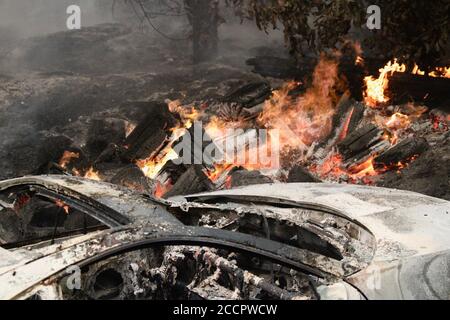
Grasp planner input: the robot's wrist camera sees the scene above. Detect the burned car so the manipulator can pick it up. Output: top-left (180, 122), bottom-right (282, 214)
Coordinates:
top-left (0, 175), bottom-right (449, 300)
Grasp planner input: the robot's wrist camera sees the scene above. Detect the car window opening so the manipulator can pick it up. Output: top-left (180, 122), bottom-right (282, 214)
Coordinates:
top-left (0, 188), bottom-right (108, 249)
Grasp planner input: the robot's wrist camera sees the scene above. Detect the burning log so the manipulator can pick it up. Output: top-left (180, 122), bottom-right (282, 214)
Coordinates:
top-left (319, 92), bottom-right (365, 152)
top-left (217, 82), bottom-right (271, 122)
top-left (387, 73), bottom-right (450, 109)
top-left (373, 137), bottom-right (429, 169)
top-left (158, 160), bottom-right (189, 185)
top-left (337, 124), bottom-right (389, 166)
top-left (163, 165), bottom-right (213, 199)
top-left (93, 143), bottom-right (125, 165)
top-left (122, 102), bottom-right (177, 161)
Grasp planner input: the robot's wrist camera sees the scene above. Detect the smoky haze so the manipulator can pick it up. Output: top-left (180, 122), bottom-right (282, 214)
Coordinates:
top-left (0, 0), bottom-right (284, 54)
top-left (0, 0), bottom-right (114, 37)
top-left (0, 1), bottom-right (286, 79)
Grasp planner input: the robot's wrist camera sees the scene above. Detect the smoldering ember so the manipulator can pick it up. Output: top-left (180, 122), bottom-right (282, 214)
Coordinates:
top-left (0, 1), bottom-right (449, 301)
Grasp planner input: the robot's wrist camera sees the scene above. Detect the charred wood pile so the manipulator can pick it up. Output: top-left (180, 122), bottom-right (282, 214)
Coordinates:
top-left (0, 23), bottom-right (448, 201)
top-left (41, 68), bottom-right (448, 201)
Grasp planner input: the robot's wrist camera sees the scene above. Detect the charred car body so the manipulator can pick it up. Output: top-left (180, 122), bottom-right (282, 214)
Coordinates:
top-left (0, 175), bottom-right (449, 300)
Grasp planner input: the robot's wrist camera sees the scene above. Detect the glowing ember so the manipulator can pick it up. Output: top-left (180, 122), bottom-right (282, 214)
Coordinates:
top-left (153, 179), bottom-right (173, 198)
top-left (224, 175), bottom-right (233, 189)
top-left (205, 164), bottom-right (234, 182)
top-left (84, 167), bottom-right (101, 181)
top-left (431, 114), bottom-right (449, 131)
top-left (309, 153), bottom-right (377, 183)
top-left (59, 151), bottom-right (79, 168)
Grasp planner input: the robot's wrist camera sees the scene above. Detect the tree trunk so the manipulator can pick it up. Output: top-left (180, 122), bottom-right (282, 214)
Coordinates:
top-left (185, 0), bottom-right (220, 64)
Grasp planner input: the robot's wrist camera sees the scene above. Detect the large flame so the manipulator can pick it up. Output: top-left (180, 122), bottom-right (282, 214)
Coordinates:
top-left (201, 57), bottom-right (342, 181)
top-left (258, 57), bottom-right (340, 150)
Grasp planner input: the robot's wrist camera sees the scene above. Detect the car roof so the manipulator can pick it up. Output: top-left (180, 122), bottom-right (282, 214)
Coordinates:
top-left (0, 175), bottom-right (176, 224)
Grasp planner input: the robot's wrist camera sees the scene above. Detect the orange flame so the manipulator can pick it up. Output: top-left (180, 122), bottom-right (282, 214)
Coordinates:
top-left (364, 59), bottom-right (406, 107)
top-left (84, 167), bottom-right (101, 181)
top-left (257, 57), bottom-right (340, 151)
top-left (59, 151), bottom-right (79, 168)
top-left (309, 153), bottom-right (377, 183)
top-left (137, 100), bottom-right (202, 179)
top-left (137, 148), bottom-right (179, 179)
top-left (153, 179), bottom-right (173, 198)
top-left (365, 60), bottom-right (450, 107)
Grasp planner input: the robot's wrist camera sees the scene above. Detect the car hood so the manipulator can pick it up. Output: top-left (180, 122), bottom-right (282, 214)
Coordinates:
top-left (182, 183), bottom-right (450, 264)
top-left (183, 183), bottom-right (450, 299)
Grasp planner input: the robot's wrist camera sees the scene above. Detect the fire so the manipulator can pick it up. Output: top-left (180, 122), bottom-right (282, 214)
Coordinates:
top-left (384, 112), bottom-right (411, 134)
top-left (137, 100), bottom-right (203, 180)
top-left (59, 151), bottom-right (79, 168)
top-left (58, 151), bottom-right (101, 180)
top-left (167, 99), bottom-right (202, 129)
top-left (415, 65), bottom-right (450, 78)
top-left (59, 56), bottom-right (444, 191)
top-left (205, 164), bottom-right (234, 182)
top-left (258, 56), bottom-right (341, 153)
top-left (55, 199), bottom-right (70, 214)
top-left (84, 167), bottom-right (101, 181)
top-left (153, 179), bottom-right (173, 198)
top-left (365, 60), bottom-right (450, 107)
top-left (309, 153), bottom-right (377, 183)
top-left (137, 148), bottom-right (179, 179)
top-left (202, 57), bottom-right (352, 181)
top-left (364, 59), bottom-right (406, 107)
